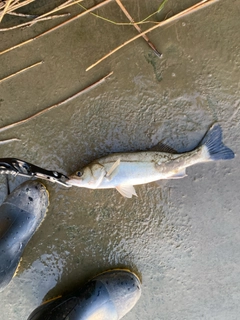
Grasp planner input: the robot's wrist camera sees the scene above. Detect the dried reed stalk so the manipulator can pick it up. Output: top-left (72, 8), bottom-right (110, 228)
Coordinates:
top-left (0, 0), bottom-right (13, 23)
top-left (86, 0), bottom-right (220, 71)
top-left (0, 0), bottom-right (113, 56)
top-left (0, 13), bottom-right (70, 31)
top-left (0, 72), bottom-right (113, 134)
top-left (0, 138), bottom-right (20, 145)
top-left (115, 0), bottom-right (161, 57)
top-left (0, 0), bottom-right (84, 31)
top-left (0, 0), bottom-right (35, 23)
top-left (0, 61), bottom-right (42, 83)
top-left (0, 0), bottom-right (35, 12)
top-left (33, 0), bottom-right (83, 21)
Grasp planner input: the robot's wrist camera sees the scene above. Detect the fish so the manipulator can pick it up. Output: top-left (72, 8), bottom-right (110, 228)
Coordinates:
top-left (67, 124), bottom-right (235, 198)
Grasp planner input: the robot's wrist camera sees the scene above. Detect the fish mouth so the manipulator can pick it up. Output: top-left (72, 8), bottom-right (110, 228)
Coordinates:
top-left (66, 177), bottom-right (82, 187)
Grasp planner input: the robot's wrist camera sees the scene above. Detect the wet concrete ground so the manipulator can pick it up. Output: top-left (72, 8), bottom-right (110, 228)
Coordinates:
top-left (0, 0), bottom-right (240, 319)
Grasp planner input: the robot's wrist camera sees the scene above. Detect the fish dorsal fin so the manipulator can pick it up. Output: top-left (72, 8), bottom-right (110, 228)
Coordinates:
top-left (116, 185), bottom-right (137, 198)
top-left (150, 141), bottom-right (178, 154)
top-left (106, 159), bottom-right (120, 179)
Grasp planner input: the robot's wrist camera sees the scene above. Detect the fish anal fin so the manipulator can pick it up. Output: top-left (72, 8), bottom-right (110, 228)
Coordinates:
top-left (150, 141), bottom-right (178, 154)
top-left (106, 159), bottom-right (120, 179)
top-left (168, 169), bottom-right (187, 179)
top-left (116, 185), bottom-right (137, 198)
top-left (154, 169), bottom-right (187, 186)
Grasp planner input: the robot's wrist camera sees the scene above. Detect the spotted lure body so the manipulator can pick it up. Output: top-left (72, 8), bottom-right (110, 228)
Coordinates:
top-left (67, 124), bottom-right (235, 198)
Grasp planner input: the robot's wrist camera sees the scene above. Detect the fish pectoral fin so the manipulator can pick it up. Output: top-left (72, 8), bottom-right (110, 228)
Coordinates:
top-left (116, 185), bottom-right (137, 198)
top-left (106, 159), bottom-right (120, 180)
top-left (168, 169), bottom-right (187, 179)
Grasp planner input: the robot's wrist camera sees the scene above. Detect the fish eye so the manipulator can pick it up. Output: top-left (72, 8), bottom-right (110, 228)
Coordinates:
top-left (76, 171), bottom-right (83, 177)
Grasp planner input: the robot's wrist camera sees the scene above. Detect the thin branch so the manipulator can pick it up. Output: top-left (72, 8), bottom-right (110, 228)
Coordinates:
top-left (0, 0), bottom-right (82, 31)
top-left (0, 61), bottom-right (42, 83)
top-left (115, 0), bottom-right (162, 57)
top-left (6, 0), bottom-right (35, 12)
top-left (86, 0), bottom-right (220, 71)
top-left (0, 0), bottom-right (12, 23)
top-left (0, 0), bottom-right (113, 55)
top-left (33, 0), bottom-right (83, 21)
top-left (6, 11), bottom-right (35, 18)
top-left (31, 13), bottom-right (70, 24)
top-left (0, 0), bottom-right (35, 18)
top-left (0, 13), bottom-right (70, 31)
top-left (0, 72), bottom-right (113, 134)
top-left (0, 138), bottom-right (20, 145)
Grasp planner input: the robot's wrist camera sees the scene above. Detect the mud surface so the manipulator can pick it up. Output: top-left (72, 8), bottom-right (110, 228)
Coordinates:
top-left (0, 0), bottom-right (240, 319)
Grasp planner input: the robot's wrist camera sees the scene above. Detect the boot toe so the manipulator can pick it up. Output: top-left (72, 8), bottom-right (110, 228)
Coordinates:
top-left (95, 269), bottom-right (141, 319)
top-left (0, 181), bottom-right (49, 292)
top-left (28, 269), bottom-right (141, 320)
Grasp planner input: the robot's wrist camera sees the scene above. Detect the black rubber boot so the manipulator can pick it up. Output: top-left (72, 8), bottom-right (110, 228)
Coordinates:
top-left (28, 269), bottom-right (141, 320)
top-left (0, 181), bottom-right (49, 292)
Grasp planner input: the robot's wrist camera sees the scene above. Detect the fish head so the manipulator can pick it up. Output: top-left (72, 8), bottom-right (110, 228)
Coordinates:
top-left (67, 167), bottom-right (93, 187)
top-left (67, 163), bottom-right (105, 188)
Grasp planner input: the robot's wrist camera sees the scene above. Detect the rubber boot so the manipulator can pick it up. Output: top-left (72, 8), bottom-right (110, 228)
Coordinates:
top-left (28, 269), bottom-right (141, 320)
top-left (0, 181), bottom-right (49, 292)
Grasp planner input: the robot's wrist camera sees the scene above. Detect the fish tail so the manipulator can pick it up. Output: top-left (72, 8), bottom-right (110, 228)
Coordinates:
top-left (201, 124), bottom-right (235, 161)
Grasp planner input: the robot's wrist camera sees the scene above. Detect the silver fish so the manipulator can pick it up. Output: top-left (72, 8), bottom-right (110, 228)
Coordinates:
top-left (67, 124), bottom-right (235, 198)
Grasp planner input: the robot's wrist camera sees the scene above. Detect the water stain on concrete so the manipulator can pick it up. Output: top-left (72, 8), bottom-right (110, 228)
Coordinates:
top-left (145, 52), bottom-right (163, 82)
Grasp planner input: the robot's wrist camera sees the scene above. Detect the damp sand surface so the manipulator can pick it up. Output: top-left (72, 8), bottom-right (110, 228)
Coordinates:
top-left (0, 0), bottom-right (240, 319)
